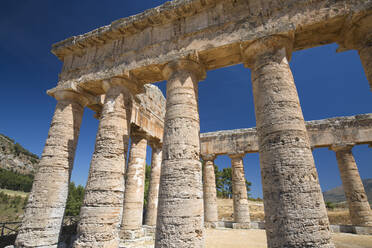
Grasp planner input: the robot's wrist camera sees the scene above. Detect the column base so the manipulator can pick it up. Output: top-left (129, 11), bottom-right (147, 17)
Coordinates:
top-left (331, 225), bottom-right (372, 235)
top-left (204, 221), bottom-right (218, 229)
top-left (119, 226), bottom-right (156, 248)
top-left (232, 222), bottom-right (251, 229)
top-left (120, 228), bottom-right (145, 240)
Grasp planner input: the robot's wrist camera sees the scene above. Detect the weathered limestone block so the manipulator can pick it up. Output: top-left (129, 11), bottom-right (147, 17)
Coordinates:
top-left (229, 153), bottom-right (250, 226)
top-left (201, 154), bottom-right (218, 226)
top-left (331, 144), bottom-right (372, 226)
top-left (15, 90), bottom-right (87, 248)
top-left (338, 15), bottom-right (372, 91)
top-left (144, 143), bottom-right (162, 227)
top-left (131, 84), bottom-right (166, 142)
top-left (73, 80), bottom-right (132, 248)
top-left (155, 59), bottom-right (205, 248)
top-left (243, 35), bottom-right (334, 248)
top-left (120, 133), bottom-right (147, 237)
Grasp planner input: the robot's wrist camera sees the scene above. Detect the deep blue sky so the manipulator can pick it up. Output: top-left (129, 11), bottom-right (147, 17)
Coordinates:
top-left (0, 1), bottom-right (371, 198)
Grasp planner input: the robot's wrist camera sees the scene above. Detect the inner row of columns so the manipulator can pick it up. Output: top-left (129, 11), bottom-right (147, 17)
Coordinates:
top-left (15, 32), bottom-right (372, 248)
top-left (202, 143), bottom-right (372, 229)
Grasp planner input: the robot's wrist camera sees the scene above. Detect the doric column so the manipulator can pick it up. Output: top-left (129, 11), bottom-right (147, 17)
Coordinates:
top-left (15, 90), bottom-right (87, 247)
top-left (201, 154), bottom-right (218, 227)
top-left (144, 142), bottom-right (163, 226)
top-left (73, 79), bottom-right (132, 247)
top-left (243, 35), bottom-right (334, 248)
top-left (120, 132), bottom-right (147, 238)
top-left (155, 59), bottom-right (206, 248)
top-left (229, 153), bottom-right (250, 226)
top-left (331, 144), bottom-right (372, 226)
top-left (338, 15), bottom-right (372, 91)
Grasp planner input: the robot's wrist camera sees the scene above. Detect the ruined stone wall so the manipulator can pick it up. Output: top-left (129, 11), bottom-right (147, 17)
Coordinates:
top-left (200, 114), bottom-right (372, 156)
top-left (131, 84), bottom-right (165, 142)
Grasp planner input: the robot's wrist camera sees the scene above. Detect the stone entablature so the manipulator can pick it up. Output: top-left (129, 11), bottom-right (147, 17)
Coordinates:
top-left (50, 0), bottom-right (372, 93)
top-left (48, 83), bottom-right (165, 143)
top-left (200, 114), bottom-right (372, 156)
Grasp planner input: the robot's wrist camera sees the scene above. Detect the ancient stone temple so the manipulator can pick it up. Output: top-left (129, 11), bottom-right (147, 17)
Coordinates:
top-left (15, 0), bottom-right (372, 247)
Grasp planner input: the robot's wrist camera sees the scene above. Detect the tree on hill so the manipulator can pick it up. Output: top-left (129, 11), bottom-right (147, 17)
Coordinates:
top-left (203, 162), bottom-right (251, 199)
top-left (0, 168), bottom-right (34, 192)
top-left (65, 182), bottom-right (85, 216)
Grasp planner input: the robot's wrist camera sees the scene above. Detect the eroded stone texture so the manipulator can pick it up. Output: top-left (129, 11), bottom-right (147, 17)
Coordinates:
top-left (331, 145), bottom-right (372, 226)
top-left (120, 133), bottom-right (147, 237)
top-left (144, 143), bottom-right (162, 226)
top-left (201, 154), bottom-right (218, 226)
top-left (244, 35), bottom-right (334, 248)
top-left (155, 59), bottom-right (205, 248)
top-left (229, 154), bottom-right (250, 225)
top-left (15, 91), bottom-right (86, 248)
top-left (73, 81), bottom-right (131, 248)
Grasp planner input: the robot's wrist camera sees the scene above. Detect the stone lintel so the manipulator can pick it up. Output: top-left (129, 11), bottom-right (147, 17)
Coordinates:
top-left (201, 114), bottom-right (372, 157)
top-left (337, 14), bottom-right (372, 52)
top-left (228, 153), bottom-right (245, 159)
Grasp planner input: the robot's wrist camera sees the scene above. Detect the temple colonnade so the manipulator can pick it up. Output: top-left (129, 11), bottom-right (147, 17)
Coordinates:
top-left (15, 0), bottom-right (372, 247)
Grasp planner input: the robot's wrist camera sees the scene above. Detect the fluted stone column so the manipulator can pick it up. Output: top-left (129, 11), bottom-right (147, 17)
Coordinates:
top-left (229, 153), bottom-right (250, 228)
top-left (155, 59), bottom-right (206, 248)
top-left (120, 133), bottom-right (147, 239)
top-left (243, 35), bottom-right (334, 248)
top-left (15, 90), bottom-right (87, 248)
top-left (144, 143), bottom-right (162, 226)
top-left (338, 15), bottom-right (372, 91)
top-left (202, 154), bottom-right (218, 227)
top-left (331, 144), bottom-right (372, 226)
top-left (73, 80), bottom-right (132, 248)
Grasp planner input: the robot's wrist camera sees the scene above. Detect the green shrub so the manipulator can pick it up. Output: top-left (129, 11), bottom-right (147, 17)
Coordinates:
top-left (325, 201), bottom-right (336, 210)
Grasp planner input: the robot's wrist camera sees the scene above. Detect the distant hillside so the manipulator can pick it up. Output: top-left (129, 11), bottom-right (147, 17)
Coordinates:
top-left (323, 178), bottom-right (372, 205)
top-left (0, 134), bottom-right (39, 175)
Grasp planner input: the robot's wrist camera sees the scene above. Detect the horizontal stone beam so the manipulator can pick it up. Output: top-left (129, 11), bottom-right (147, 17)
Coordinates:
top-left (51, 0), bottom-right (372, 96)
top-left (200, 114), bottom-right (372, 156)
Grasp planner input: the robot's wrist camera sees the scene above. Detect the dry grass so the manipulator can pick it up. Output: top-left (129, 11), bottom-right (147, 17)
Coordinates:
top-left (217, 198), bottom-right (353, 225)
top-left (0, 189), bottom-right (28, 198)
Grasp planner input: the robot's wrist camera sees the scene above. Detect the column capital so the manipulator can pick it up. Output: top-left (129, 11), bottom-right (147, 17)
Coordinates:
top-left (54, 90), bottom-right (89, 107)
top-left (149, 139), bottom-right (162, 150)
top-left (162, 59), bottom-right (206, 81)
top-left (242, 34), bottom-right (294, 68)
top-left (329, 143), bottom-right (355, 152)
top-left (337, 14), bottom-right (372, 52)
top-left (102, 76), bottom-right (143, 95)
top-left (228, 153), bottom-right (245, 159)
top-left (201, 154), bottom-right (216, 162)
top-left (130, 130), bottom-right (147, 141)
